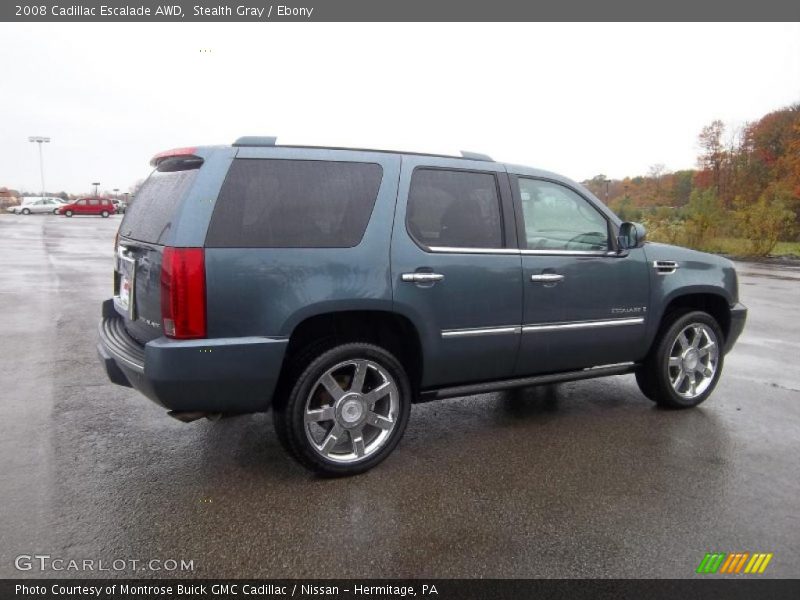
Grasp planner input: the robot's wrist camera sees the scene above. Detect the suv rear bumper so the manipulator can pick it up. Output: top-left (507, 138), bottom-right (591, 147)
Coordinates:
top-left (97, 299), bottom-right (288, 413)
top-left (725, 302), bottom-right (747, 353)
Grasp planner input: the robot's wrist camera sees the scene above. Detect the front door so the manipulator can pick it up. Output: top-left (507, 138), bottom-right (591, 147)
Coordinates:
top-left (391, 156), bottom-right (522, 388)
top-left (511, 175), bottom-right (650, 375)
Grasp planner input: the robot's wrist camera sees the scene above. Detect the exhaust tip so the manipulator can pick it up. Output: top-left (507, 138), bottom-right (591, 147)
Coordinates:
top-left (168, 410), bottom-right (210, 423)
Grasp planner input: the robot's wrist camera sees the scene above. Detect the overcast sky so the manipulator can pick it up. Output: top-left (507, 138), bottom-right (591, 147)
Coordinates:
top-left (1, 22), bottom-right (798, 195)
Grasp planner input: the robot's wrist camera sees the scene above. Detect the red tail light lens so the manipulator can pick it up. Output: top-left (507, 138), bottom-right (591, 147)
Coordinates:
top-left (160, 247), bottom-right (206, 339)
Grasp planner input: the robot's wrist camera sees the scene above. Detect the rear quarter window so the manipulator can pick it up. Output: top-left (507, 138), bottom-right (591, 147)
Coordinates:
top-left (205, 159), bottom-right (383, 248)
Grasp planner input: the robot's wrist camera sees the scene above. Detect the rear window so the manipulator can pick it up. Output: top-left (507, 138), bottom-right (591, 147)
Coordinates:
top-left (205, 159), bottom-right (383, 248)
top-left (119, 168), bottom-right (199, 244)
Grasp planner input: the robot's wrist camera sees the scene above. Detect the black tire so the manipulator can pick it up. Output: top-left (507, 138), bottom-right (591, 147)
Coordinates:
top-left (65, 210), bottom-right (73, 217)
top-left (52, 208), bottom-right (59, 215)
top-left (273, 342), bottom-right (411, 476)
top-left (22, 208), bottom-right (30, 215)
top-left (101, 210), bottom-right (109, 218)
top-left (636, 310), bottom-right (724, 408)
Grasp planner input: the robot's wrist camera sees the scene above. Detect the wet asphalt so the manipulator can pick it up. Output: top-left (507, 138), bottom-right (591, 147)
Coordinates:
top-left (0, 214), bottom-right (798, 579)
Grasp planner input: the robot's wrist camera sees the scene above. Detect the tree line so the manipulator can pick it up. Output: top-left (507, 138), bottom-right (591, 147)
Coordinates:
top-left (584, 102), bottom-right (799, 257)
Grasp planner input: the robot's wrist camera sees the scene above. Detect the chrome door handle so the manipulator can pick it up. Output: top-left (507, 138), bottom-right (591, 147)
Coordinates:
top-left (402, 272), bottom-right (445, 283)
top-left (530, 273), bottom-right (564, 283)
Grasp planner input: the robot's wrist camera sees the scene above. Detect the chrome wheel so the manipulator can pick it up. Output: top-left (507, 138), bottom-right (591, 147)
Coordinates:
top-left (304, 359), bottom-right (399, 464)
top-left (667, 323), bottom-right (719, 399)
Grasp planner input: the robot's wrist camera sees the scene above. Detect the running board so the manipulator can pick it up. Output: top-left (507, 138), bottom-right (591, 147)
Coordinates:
top-left (419, 363), bottom-right (638, 401)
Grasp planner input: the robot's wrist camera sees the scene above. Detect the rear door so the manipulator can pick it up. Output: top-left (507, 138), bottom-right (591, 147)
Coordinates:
top-left (391, 156), bottom-right (522, 388)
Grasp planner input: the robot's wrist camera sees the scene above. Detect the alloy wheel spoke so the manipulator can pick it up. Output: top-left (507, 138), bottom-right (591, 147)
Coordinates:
top-left (350, 360), bottom-right (367, 394)
top-left (677, 332), bottom-right (689, 351)
top-left (688, 373), bottom-right (697, 396)
top-left (351, 430), bottom-right (366, 457)
top-left (362, 381), bottom-right (392, 408)
top-left (701, 366), bottom-right (713, 378)
top-left (319, 424), bottom-right (344, 455)
top-left (305, 406), bottom-right (335, 423)
top-left (669, 356), bottom-right (682, 368)
top-left (320, 372), bottom-right (345, 402)
top-left (673, 371), bottom-right (686, 391)
top-left (691, 327), bottom-right (703, 349)
top-left (697, 342), bottom-right (716, 359)
top-left (366, 411), bottom-right (393, 430)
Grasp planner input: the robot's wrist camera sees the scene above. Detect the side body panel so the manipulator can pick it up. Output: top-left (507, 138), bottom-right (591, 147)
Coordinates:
top-left (642, 242), bottom-right (738, 347)
top-left (203, 148), bottom-right (402, 338)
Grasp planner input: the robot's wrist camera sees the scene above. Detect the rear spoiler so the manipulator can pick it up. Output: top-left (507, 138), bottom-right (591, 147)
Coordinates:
top-left (150, 147), bottom-right (203, 171)
top-left (150, 147), bottom-right (200, 167)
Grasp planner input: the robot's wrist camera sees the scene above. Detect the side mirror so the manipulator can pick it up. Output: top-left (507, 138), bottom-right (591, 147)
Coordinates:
top-left (617, 221), bottom-right (647, 250)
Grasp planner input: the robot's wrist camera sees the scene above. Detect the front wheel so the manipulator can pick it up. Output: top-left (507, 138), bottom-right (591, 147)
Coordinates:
top-left (273, 343), bottom-right (411, 476)
top-left (22, 208), bottom-right (30, 215)
top-left (101, 210), bottom-right (109, 218)
top-left (636, 310), bottom-right (724, 408)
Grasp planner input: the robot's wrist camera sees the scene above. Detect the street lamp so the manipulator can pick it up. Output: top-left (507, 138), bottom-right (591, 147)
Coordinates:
top-left (113, 188), bottom-right (119, 197)
top-left (28, 136), bottom-right (50, 197)
top-left (92, 182), bottom-right (100, 197)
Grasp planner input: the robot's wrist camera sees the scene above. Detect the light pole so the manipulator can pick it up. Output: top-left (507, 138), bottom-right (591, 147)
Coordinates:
top-left (113, 188), bottom-right (119, 198)
top-left (92, 182), bottom-right (100, 197)
top-left (28, 136), bottom-right (50, 197)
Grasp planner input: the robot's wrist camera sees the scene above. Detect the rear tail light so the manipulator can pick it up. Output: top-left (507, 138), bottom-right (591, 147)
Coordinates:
top-left (160, 247), bottom-right (206, 339)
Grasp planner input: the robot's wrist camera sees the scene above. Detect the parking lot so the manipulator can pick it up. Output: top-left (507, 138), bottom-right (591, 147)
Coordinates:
top-left (0, 213), bottom-right (798, 578)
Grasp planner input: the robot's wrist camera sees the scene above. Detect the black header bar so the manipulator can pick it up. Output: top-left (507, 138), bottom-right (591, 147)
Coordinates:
top-left (3, 0), bottom-right (798, 22)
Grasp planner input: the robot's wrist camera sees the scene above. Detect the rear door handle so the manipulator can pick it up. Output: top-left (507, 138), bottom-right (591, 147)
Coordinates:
top-left (402, 273), bottom-right (445, 283)
top-left (530, 273), bottom-right (564, 283)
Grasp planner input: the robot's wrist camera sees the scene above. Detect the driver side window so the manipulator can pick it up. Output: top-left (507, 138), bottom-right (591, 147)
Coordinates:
top-left (518, 178), bottom-right (609, 251)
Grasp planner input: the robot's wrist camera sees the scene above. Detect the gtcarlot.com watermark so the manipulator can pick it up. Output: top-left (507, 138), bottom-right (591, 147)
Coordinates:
top-left (15, 554), bottom-right (195, 573)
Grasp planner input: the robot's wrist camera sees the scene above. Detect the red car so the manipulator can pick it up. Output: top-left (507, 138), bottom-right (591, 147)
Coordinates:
top-left (60, 197), bottom-right (116, 218)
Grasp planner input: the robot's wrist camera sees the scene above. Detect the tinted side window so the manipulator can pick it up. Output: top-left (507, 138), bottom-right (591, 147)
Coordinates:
top-left (206, 159), bottom-right (383, 248)
top-left (518, 179), bottom-right (609, 251)
top-left (407, 169), bottom-right (503, 249)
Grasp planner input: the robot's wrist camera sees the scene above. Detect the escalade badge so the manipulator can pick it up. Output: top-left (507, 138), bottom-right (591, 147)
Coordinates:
top-left (611, 307), bottom-right (647, 314)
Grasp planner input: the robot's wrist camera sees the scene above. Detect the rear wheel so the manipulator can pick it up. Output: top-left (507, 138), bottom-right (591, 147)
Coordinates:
top-left (52, 208), bottom-right (59, 215)
top-left (65, 210), bottom-right (73, 217)
top-left (101, 210), bottom-right (109, 218)
top-left (273, 343), bottom-right (411, 476)
top-left (636, 310), bottom-right (723, 408)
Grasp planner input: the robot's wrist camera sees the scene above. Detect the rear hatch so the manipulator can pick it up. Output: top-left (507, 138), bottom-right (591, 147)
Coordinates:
top-left (114, 151), bottom-right (203, 344)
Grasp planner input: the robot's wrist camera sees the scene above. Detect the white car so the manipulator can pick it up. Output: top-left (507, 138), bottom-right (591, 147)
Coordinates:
top-left (8, 197), bottom-right (66, 215)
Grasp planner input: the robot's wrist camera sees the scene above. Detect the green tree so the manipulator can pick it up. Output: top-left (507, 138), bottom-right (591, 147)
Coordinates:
top-left (685, 188), bottom-right (723, 249)
top-left (734, 187), bottom-right (795, 256)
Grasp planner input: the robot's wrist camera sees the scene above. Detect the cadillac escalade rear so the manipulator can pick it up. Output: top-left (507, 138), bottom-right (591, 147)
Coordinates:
top-left (97, 144), bottom-right (288, 415)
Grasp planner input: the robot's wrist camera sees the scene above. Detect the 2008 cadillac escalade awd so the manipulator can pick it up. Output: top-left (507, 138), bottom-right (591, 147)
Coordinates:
top-left (98, 137), bottom-right (747, 475)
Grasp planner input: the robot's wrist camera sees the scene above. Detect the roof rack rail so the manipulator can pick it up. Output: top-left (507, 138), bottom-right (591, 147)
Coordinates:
top-left (460, 150), bottom-right (493, 162)
top-left (233, 136), bottom-right (277, 147)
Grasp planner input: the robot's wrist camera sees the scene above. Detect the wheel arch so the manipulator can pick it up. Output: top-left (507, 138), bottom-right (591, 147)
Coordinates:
top-left (654, 290), bottom-right (732, 347)
top-left (278, 310), bottom-right (424, 396)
